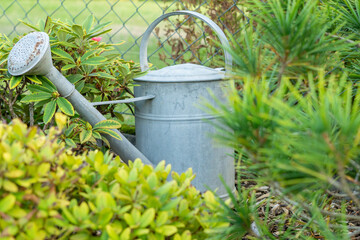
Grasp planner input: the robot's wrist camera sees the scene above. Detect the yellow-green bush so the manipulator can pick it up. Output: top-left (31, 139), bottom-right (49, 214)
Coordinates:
top-left (0, 119), bottom-right (227, 240)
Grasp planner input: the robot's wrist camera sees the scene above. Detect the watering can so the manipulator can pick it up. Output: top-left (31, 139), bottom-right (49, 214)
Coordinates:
top-left (133, 11), bottom-right (234, 197)
top-left (7, 11), bottom-right (234, 196)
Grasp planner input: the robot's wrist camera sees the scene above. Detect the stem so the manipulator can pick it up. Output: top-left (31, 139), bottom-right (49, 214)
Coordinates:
top-left (273, 187), bottom-right (360, 222)
top-left (337, 159), bottom-right (360, 207)
top-left (323, 133), bottom-right (360, 207)
top-left (277, 52), bottom-right (289, 85)
top-left (0, 98), bottom-right (5, 122)
top-left (0, 94), bottom-right (17, 119)
top-left (325, 32), bottom-right (360, 48)
top-left (29, 103), bottom-right (34, 126)
top-left (349, 229), bottom-right (360, 238)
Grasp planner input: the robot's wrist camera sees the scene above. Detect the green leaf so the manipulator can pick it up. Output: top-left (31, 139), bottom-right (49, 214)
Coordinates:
top-left (82, 56), bottom-right (107, 65)
top-left (94, 119), bottom-right (122, 130)
top-left (56, 41), bottom-right (78, 48)
top-left (26, 75), bottom-right (42, 84)
top-left (140, 208), bottom-right (155, 228)
top-left (161, 198), bottom-right (181, 211)
top-left (19, 20), bottom-right (40, 31)
top-left (57, 97), bottom-right (74, 116)
top-left (79, 129), bottom-right (92, 144)
top-left (75, 80), bottom-right (85, 92)
top-left (88, 29), bottom-right (112, 39)
top-left (89, 71), bottom-right (115, 79)
top-left (44, 16), bottom-right (52, 33)
top-left (96, 129), bottom-right (122, 141)
top-left (157, 225), bottom-right (177, 236)
top-left (0, 194), bottom-right (16, 213)
top-left (69, 233), bottom-right (90, 240)
top-left (124, 213), bottom-right (135, 226)
top-left (92, 131), bottom-right (102, 139)
top-left (52, 48), bottom-right (75, 64)
top-left (67, 74), bottom-right (84, 84)
top-left (9, 76), bottom-right (22, 89)
top-left (21, 92), bottom-right (52, 103)
top-left (119, 228), bottom-right (131, 240)
top-left (97, 209), bottom-right (113, 226)
top-left (7, 207), bottom-right (27, 218)
top-left (96, 192), bottom-right (116, 211)
top-left (65, 123), bottom-right (77, 136)
top-left (38, 75), bottom-right (57, 91)
top-left (133, 229), bottom-right (150, 237)
top-left (80, 49), bottom-right (100, 62)
top-left (56, 30), bottom-right (68, 42)
top-left (82, 15), bottom-right (94, 34)
top-left (43, 100), bottom-right (57, 124)
top-left (73, 202), bottom-right (89, 221)
top-left (72, 24), bottom-right (84, 38)
top-left (3, 180), bottom-right (18, 192)
top-left (62, 64), bottom-right (76, 71)
top-left (106, 225), bottom-right (120, 240)
top-left (65, 138), bottom-right (77, 147)
top-left (87, 21), bottom-right (111, 35)
top-left (61, 207), bottom-right (78, 224)
top-left (27, 84), bottom-right (54, 94)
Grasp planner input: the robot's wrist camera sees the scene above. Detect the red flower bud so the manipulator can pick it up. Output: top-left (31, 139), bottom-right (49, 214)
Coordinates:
top-left (91, 37), bottom-right (102, 42)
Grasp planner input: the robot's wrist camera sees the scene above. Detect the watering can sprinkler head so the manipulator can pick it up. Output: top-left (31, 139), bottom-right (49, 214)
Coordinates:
top-left (8, 32), bottom-right (53, 76)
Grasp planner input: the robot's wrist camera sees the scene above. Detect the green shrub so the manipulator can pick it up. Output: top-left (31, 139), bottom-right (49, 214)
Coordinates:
top-left (0, 117), bottom-right (227, 240)
top-left (205, 0), bottom-right (360, 238)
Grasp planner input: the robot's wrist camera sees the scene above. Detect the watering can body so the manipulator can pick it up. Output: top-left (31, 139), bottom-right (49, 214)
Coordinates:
top-left (134, 63), bottom-right (234, 196)
top-left (134, 10), bottom-right (235, 196)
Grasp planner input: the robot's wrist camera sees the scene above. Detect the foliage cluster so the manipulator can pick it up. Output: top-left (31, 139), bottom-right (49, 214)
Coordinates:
top-left (205, 0), bottom-right (360, 239)
top-left (156, 0), bottom-right (244, 67)
top-left (0, 16), bottom-right (140, 152)
top-left (0, 118), bottom-right (227, 239)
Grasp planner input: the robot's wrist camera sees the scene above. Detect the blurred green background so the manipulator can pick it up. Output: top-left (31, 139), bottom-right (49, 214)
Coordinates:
top-left (0, 0), bottom-right (177, 64)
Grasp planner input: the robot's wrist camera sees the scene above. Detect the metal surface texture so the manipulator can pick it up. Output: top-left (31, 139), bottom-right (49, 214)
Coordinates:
top-left (8, 32), bottom-right (49, 76)
top-left (91, 95), bottom-right (156, 106)
top-left (134, 63), bottom-right (225, 82)
top-left (7, 32), bottom-right (153, 166)
top-left (134, 11), bottom-right (234, 196)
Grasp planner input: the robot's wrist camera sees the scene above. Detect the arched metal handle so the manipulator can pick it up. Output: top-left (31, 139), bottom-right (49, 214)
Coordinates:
top-left (140, 10), bottom-right (232, 72)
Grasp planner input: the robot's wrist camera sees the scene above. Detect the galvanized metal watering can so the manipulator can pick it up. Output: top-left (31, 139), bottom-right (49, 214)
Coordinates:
top-left (7, 10), bottom-right (234, 196)
top-left (134, 11), bottom-right (234, 197)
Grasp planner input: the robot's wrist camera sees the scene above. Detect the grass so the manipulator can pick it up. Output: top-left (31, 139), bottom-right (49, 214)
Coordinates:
top-left (0, 0), bottom-right (177, 66)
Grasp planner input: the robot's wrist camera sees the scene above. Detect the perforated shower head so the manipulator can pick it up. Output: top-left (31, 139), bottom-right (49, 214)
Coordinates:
top-left (8, 32), bottom-right (52, 76)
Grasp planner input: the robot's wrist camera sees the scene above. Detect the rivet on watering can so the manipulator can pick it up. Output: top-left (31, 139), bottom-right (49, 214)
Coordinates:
top-left (133, 10), bottom-right (235, 198)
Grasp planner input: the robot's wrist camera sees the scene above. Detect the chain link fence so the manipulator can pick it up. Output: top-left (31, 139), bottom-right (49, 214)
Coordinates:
top-left (0, 0), bottom-right (242, 68)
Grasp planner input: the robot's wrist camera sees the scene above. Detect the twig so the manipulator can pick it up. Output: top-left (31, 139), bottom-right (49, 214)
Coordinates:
top-left (326, 190), bottom-right (360, 199)
top-left (323, 133), bottom-right (360, 207)
top-left (349, 228), bottom-right (360, 238)
top-left (29, 103), bottom-right (34, 126)
top-left (0, 94), bottom-right (17, 119)
top-left (325, 32), bottom-right (360, 48)
top-left (0, 100), bottom-right (5, 122)
top-left (273, 187), bottom-right (360, 222)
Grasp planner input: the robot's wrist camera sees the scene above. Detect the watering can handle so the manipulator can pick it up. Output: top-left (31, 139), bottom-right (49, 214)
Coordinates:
top-left (139, 10), bottom-right (233, 72)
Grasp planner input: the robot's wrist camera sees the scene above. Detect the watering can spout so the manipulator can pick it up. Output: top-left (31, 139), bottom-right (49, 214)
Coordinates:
top-left (7, 32), bottom-right (153, 166)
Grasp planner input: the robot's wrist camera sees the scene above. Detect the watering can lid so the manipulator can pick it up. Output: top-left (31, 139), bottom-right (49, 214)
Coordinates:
top-left (134, 63), bottom-right (225, 83)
